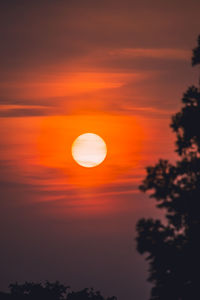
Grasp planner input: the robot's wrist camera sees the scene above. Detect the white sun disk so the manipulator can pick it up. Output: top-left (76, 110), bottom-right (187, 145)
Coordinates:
top-left (72, 133), bottom-right (107, 168)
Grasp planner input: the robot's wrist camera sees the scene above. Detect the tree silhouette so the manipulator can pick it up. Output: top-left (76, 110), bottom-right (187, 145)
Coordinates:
top-left (0, 281), bottom-right (68, 300)
top-left (0, 282), bottom-right (117, 300)
top-left (67, 288), bottom-right (116, 300)
top-left (192, 34), bottom-right (200, 88)
top-left (192, 35), bottom-right (200, 66)
top-left (136, 35), bottom-right (200, 300)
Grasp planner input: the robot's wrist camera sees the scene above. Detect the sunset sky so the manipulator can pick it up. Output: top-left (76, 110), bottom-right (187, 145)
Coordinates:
top-left (0, 1), bottom-right (200, 299)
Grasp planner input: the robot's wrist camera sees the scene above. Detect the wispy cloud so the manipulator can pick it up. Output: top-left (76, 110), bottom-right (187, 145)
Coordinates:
top-left (109, 48), bottom-right (190, 60)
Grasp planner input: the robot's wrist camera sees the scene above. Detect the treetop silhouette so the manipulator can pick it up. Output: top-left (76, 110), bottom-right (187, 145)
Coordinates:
top-left (192, 35), bottom-right (200, 66)
top-left (0, 282), bottom-right (117, 300)
top-left (136, 35), bottom-right (200, 300)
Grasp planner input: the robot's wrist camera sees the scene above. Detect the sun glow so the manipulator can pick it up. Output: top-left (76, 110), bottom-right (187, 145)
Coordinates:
top-left (38, 115), bottom-right (144, 186)
top-left (72, 133), bottom-right (107, 168)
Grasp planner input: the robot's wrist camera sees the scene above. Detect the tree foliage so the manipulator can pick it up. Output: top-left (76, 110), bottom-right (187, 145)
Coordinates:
top-left (192, 35), bottom-right (200, 66)
top-left (136, 35), bottom-right (200, 300)
top-left (0, 282), bottom-right (117, 300)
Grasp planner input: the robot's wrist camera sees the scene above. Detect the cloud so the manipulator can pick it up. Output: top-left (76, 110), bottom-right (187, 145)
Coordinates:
top-left (0, 0), bottom-right (199, 73)
top-left (0, 107), bottom-right (49, 118)
top-left (1, 0), bottom-right (199, 118)
top-left (109, 48), bottom-right (190, 60)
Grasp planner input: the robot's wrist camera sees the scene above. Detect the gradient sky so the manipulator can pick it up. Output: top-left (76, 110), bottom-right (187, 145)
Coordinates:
top-left (0, 1), bottom-right (200, 299)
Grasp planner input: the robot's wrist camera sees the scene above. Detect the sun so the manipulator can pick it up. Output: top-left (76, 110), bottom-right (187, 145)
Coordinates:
top-left (72, 133), bottom-right (107, 168)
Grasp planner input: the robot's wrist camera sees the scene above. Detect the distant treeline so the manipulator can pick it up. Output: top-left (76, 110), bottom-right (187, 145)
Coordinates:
top-left (0, 281), bottom-right (117, 300)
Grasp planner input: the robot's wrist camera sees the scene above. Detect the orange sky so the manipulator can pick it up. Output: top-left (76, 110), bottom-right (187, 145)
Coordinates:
top-left (0, 1), bottom-right (200, 299)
